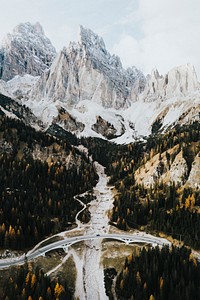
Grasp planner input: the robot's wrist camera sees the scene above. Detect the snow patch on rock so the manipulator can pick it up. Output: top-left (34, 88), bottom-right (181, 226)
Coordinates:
top-left (0, 22), bottom-right (56, 81)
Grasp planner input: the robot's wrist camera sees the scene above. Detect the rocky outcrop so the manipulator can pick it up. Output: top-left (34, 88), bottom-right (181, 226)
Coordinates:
top-left (142, 64), bottom-right (199, 102)
top-left (187, 155), bottom-right (200, 188)
top-left (29, 26), bottom-right (146, 109)
top-left (52, 107), bottom-right (85, 133)
top-left (168, 150), bottom-right (188, 184)
top-left (135, 147), bottom-right (189, 187)
top-left (91, 116), bottom-right (118, 139)
top-left (0, 22), bottom-right (56, 81)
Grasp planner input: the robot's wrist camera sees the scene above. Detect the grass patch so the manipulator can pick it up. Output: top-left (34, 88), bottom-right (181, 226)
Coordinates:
top-left (101, 242), bottom-right (141, 273)
top-left (53, 256), bottom-right (76, 292)
top-left (34, 251), bottom-right (65, 273)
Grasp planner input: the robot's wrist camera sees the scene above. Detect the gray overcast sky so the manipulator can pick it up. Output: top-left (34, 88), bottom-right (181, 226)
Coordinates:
top-left (0, 0), bottom-right (200, 77)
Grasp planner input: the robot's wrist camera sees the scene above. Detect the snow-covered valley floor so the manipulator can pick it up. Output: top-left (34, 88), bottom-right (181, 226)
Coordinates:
top-left (72, 162), bottom-right (113, 300)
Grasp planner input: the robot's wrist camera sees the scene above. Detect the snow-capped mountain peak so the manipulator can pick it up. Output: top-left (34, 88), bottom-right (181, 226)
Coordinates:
top-left (79, 25), bottom-right (106, 53)
top-left (11, 22), bottom-right (44, 37)
top-left (0, 23), bottom-right (199, 145)
top-left (29, 25), bottom-right (146, 110)
top-left (0, 22), bottom-right (56, 81)
top-left (78, 25), bottom-right (124, 76)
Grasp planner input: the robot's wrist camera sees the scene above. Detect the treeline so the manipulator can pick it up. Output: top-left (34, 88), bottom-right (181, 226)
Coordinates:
top-left (82, 122), bottom-right (199, 170)
top-left (0, 113), bottom-right (98, 250)
top-left (2, 264), bottom-right (72, 299)
top-left (81, 122), bottom-right (199, 184)
top-left (115, 246), bottom-right (200, 300)
top-left (0, 93), bottom-right (41, 126)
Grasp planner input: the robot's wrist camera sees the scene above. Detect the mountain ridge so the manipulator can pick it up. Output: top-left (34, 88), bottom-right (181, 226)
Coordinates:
top-left (28, 25), bottom-right (146, 110)
top-left (0, 22), bottom-right (199, 144)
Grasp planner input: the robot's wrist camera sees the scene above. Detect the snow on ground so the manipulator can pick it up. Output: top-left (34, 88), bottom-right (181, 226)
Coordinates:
top-left (0, 80), bottom-right (12, 97)
top-left (86, 162), bottom-right (113, 235)
top-left (69, 161), bottom-right (113, 300)
top-left (0, 75), bottom-right (39, 99)
top-left (24, 98), bottom-right (58, 125)
top-left (72, 249), bottom-right (87, 299)
top-left (80, 162), bottom-right (114, 300)
top-left (6, 74), bottom-right (39, 97)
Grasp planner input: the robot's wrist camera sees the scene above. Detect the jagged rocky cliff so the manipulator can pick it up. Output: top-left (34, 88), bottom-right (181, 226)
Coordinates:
top-left (0, 22), bottom-right (199, 143)
top-left (0, 22), bottom-right (56, 81)
top-left (141, 63), bottom-right (199, 102)
top-left (29, 26), bottom-right (146, 109)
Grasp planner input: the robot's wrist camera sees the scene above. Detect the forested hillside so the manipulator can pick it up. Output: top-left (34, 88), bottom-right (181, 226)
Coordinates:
top-left (82, 122), bottom-right (200, 248)
top-left (0, 111), bottom-right (98, 250)
top-left (115, 246), bottom-right (200, 300)
top-left (0, 98), bottom-right (199, 299)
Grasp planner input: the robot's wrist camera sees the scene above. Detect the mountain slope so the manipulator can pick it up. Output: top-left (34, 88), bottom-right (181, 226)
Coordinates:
top-left (0, 105), bottom-right (98, 250)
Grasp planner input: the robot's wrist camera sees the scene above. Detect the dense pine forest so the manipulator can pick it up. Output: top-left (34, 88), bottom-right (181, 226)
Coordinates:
top-left (0, 112), bottom-right (98, 249)
top-left (114, 245), bottom-right (200, 300)
top-left (111, 182), bottom-right (200, 248)
top-left (1, 264), bottom-right (72, 299)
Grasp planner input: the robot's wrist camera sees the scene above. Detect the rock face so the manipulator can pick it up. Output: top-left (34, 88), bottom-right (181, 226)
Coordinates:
top-left (134, 147), bottom-right (189, 187)
top-left (91, 115), bottom-right (118, 139)
top-left (187, 155), bottom-right (200, 188)
top-left (0, 22), bottom-right (56, 81)
top-left (30, 26), bottom-right (146, 109)
top-left (169, 150), bottom-right (188, 184)
top-left (52, 107), bottom-right (85, 133)
top-left (142, 64), bottom-right (199, 102)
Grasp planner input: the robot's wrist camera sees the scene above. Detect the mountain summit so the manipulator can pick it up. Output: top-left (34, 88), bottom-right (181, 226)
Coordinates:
top-left (0, 23), bottom-right (199, 143)
top-left (30, 25), bottom-right (146, 109)
top-left (0, 22), bottom-right (56, 81)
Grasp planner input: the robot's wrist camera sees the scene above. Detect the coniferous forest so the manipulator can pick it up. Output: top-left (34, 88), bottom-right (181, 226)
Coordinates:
top-left (0, 113), bottom-right (98, 250)
top-left (2, 264), bottom-right (72, 300)
top-left (0, 99), bottom-right (200, 300)
top-left (115, 246), bottom-right (200, 300)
